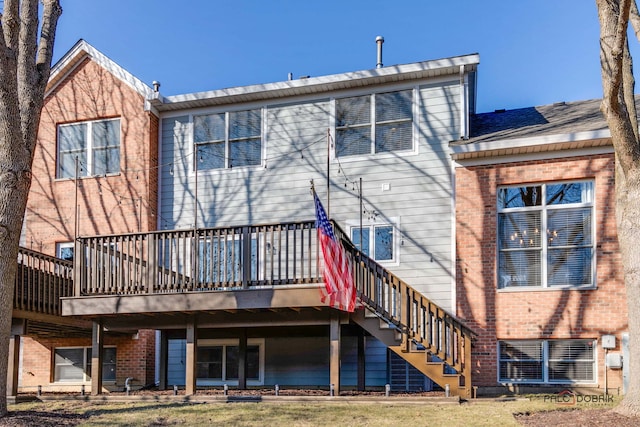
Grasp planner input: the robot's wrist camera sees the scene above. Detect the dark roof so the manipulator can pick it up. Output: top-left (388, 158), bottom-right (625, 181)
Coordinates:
top-left (464, 98), bottom-right (606, 144)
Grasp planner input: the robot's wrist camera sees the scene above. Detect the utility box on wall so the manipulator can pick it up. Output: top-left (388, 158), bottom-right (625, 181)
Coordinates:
top-left (606, 353), bottom-right (623, 369)
top-left (602, 335), bottom-right (616, 349)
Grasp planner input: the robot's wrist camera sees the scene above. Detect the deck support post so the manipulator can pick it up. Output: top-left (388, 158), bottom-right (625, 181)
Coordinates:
top-left (238, 328), bottom-right (247, 389)
top-left (7, 334), bottom-right (21, 397)
top-left (159, 331), bottom-right (168, 390)
top-left (91, 320), bottom-right (104, 395)
top-left (185, 319), bottom-right (197, 395)
top-left (357, 328), bottom-right (365, 391)
top-left (329, 313), bottom-right (341, 395)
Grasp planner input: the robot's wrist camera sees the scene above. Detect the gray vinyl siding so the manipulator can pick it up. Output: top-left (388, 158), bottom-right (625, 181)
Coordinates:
top-left (159, 79), bottom-right (462, 311)
top-left (263, 336), bottom-right (387, 387)
top-left (340, 336), bottom-right (388, 387)
top-left (167, 339), bottom-right (186, 386)
top-left (264, 337), bottom-right (328, 386)
top-left (166, 336), bottom-right (388, 387)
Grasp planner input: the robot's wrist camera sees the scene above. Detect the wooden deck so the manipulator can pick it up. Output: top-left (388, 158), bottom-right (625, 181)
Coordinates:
top-left (60, 220), bottom-right (475, 397)
top-left (13, 247), bottom-right (91, 336)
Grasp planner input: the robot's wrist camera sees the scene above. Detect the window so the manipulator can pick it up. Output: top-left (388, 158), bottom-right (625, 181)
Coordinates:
top-left (350, 223), bottom-right (396, 262)
top-left (57, 118), bottom-right (120, 178)
top-left (497, 181), bottom-right (594, 289)
top-left (335, 90), bottom-right (413, 157)
top-left (53, 347), bottom-right (116, 382)
top-left (56, 242), bottom-right (74, 261)
top-left (498, 340), bottom-right (595, 383)
top-left (194, 109), bottom-right (262, 170)
top-left (196, 339), bottom-right (264, 385)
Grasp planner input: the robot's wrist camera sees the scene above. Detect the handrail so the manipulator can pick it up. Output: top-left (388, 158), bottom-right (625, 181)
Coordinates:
top-left (15, 247), bottom-right (74, 316)
top-left (332, 221), bottom-right (475, 376)
top-left (75, 221), bottom-right (321, 295)
top-left (73, 220), bottom-right (473, 379)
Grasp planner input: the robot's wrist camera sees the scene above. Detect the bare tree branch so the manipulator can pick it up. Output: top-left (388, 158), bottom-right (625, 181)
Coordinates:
top-left (630, 0), bottom-right (640, 41)
top-left (36, 1), bottom-right (62, 78)
top-left (607, 0), bottom-right (630, 113)
top-left (598, 0), bottom-right (640, 175)
top-left (2, 0), bottom-right (20, 52)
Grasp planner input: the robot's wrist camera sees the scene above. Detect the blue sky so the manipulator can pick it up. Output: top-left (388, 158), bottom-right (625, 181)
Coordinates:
top-left (51, 1), bottom-right (620, 113)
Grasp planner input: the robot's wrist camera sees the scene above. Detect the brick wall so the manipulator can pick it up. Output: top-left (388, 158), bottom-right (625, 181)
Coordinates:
top-left (21, 56), bottom-right (159, 393)
top-left (20, 330), bottom-right (155, 393)
top-left (455, 153), bottom-right (627, 393)
top-left (26, 57), bottom-right (158, 253)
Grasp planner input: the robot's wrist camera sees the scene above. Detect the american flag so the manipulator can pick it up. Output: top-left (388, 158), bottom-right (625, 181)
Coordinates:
top-left (313, 191), bottom-right (356, 312)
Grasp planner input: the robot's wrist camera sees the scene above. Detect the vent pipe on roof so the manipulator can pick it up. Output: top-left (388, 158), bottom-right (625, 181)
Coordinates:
top-left (376, 36), bottom-right (384, 68)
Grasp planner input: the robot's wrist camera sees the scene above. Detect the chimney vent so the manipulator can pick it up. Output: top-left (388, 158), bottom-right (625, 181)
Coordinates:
top-left (376, 36), bottom-right (384, 68)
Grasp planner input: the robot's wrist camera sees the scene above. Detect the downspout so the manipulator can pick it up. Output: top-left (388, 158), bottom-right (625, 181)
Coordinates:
top-left (459, 65), bottom-right (469, 140)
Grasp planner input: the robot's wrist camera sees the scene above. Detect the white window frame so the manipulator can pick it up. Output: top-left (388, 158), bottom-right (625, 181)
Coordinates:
top-left (333, 88), bottom-right (418, 160)
top-left (498, 339), bottom-right (596, 384)
top-left (56, 242), bottom-right (74, 262)
top-left (347, 218), bottom-right (400, 266)
top-left (196, 338), bottom-right (265, 386)
top-left (53, 346), bottom-right (117, 384)
top-left (497, 180), bottom-right (595, 290)
top-left (56, 118), bottom-right (121, 178)
top-left (193, 108), bottom-right (263, 171)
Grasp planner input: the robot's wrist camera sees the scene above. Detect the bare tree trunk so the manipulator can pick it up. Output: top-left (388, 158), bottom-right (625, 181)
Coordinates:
top-left (0, 0), bottom-right (61, 416)
top-left (597, 0), bottom-right (640, 416)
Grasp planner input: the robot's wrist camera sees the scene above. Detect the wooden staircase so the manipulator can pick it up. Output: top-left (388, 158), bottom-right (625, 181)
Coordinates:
top-left (334, 223), bottom-right (475, 398)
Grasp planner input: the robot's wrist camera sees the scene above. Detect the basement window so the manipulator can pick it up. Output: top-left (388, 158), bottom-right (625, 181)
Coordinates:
top-left (53, 346), bottom-right (116, 383)
top-left (498, 339), bottom-right (595, 384)
top-left (196, 339), bottom-right (264, 386)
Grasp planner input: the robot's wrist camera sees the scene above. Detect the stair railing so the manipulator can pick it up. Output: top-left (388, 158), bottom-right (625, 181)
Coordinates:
top-left (332, 221), bottom-right (474, 377)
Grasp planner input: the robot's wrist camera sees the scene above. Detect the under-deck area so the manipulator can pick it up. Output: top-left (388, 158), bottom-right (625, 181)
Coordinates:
top-left (18, 220), bottom-right (474, 398)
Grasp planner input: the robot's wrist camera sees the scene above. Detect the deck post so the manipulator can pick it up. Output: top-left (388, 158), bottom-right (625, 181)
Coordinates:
top-left (159, 331), bottom-right (168, 390)
top-left (185, 319), bottom-right (198, 395)
top-left (357, 328), bottom-right (365, 391)
top-left (238, 328), bottom-right (247, 389)
top-left (73, 239), bottom-right (82, 296)
top-left (242, 226), bottom-right (251, 288)
top-left (6, 334), bottom-right (21, 397)
top-left (329, 313), bottom-right (341, 395)
top-left (91, 320), bottom-right (104, 395)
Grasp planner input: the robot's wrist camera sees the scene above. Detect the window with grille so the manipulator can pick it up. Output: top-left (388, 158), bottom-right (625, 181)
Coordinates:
top-left (195, 339), bottom-right (264, 385)
top-left (497, 181), bottom-right (594, 289)
top-left (194, 109), bottom-right (262, 170)
top-left (57, 118), bottom-right (120, 178)
top-left (499, 340), bottom-right (595, 383)
top-left (350, 224), bottom-right (395, 262)
top-left (54, 347), bottom-right (116, 382)
top-left (335, 90), bottom-right (413, 157)
top-left (56, 242), bottom-right (74, 261)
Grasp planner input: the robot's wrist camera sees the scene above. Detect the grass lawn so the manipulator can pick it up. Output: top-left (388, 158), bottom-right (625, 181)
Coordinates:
top-left (2, 396), bottom-right (622, 427)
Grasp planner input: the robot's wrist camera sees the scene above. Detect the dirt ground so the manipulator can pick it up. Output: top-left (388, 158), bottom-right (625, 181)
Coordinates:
top-left (0, 406), bottom-right (638, 426)
top-left (0, 390), bottom-right (638, 426)
top-left (515, 408), bottom-right (639, 426)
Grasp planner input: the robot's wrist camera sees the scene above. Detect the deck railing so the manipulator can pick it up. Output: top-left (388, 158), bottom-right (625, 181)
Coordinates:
top-left (15, 247), bottom-right (74, 316)
top-left (74, 221), bottom-right (473, 377)
top-left (74, 221), bottom-right (321, 296)
top-left (333, 223), bottom-right (474, 378)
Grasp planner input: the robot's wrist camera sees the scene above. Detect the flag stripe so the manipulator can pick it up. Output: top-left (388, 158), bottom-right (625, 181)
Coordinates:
top-left (314, 191), bottom-right (356, 312)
